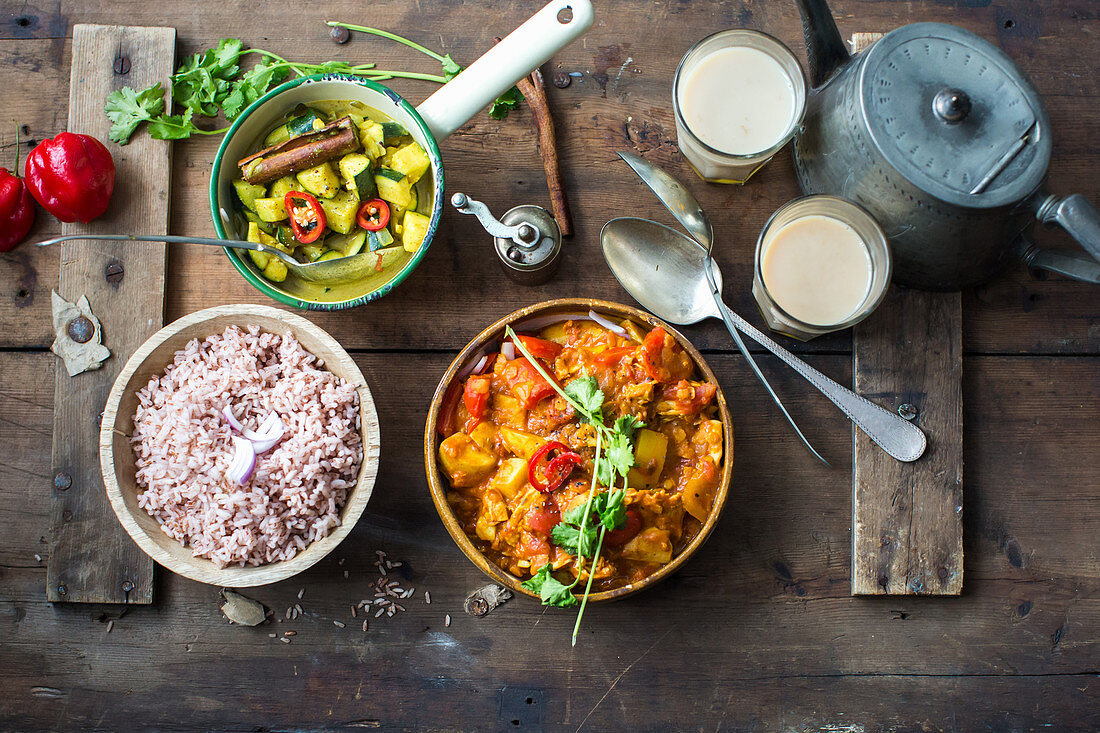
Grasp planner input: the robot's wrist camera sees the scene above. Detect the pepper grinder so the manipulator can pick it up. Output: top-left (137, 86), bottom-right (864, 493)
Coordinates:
top-left (450, 192), bottom-right (562, 285)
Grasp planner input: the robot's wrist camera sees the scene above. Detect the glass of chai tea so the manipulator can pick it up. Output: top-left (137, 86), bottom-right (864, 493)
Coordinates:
top-left (753, 196), bottom-right (892, 340)
top-left (673, 29), bottom-right (807, 184)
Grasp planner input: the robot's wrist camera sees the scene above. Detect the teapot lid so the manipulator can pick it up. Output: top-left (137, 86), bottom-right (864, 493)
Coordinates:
top-left (859, 22), bottom-right (1051, 208)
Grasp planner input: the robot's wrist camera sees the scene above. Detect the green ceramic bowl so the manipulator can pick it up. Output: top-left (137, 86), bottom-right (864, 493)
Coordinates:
top-left (209, 74), bottom-right (445, 311)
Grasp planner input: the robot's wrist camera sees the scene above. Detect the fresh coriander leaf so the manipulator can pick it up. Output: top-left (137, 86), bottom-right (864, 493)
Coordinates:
top-left (551, 522), bottom-right (597, 558)
top-left (593, 489), bottom-right (627, 531)
top-left (594, 454), bottom-right (617, 487)
top-left (614, 414), bottom-right (645, 438)
top-left (441, 54), bottom-right (462, 81)
top-left (147, 108), bottom-right (199, 140)
top-left (104, 83), bottom-right (166, 144)
top-left (561, 501), bottom-right (589, 527)
top-left (208, 38), bottom-right (244, 79)
top-left (564, 376), bottom-right (603, 417)
top-left (488, 85), bottom-right (523, 120)
top-left (521, 563), bottom-right (578, 607)
top-left (223, 61), bottom-right (288, 121)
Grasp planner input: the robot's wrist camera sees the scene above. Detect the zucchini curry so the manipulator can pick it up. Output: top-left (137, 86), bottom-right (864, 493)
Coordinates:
top-left (437, 316), bottom-right (724, 595)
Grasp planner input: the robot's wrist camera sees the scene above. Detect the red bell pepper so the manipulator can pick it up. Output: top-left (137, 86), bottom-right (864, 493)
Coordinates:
top-left (463, 375), bottom-right (492, 424)
top-left (502, 357), bottom-right (556, 408)
top-left (24, 132), bottom-right (114, 223)
top-left (0, 167), bottom-right (34, 252)
top-left (512, 334), bottom-right (562, 361)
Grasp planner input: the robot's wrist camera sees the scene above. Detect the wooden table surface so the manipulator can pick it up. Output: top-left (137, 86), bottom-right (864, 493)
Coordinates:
top-left (2, 1), bottom-right (1098, 730)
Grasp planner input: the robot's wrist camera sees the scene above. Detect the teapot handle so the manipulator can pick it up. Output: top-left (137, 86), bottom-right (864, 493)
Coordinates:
top-left (795, 0), bottom-right (851, 88)
top-left (1037, 193), bottom-right (1100, 262)
top-left (1016, 237), bottom-right (1100, 284)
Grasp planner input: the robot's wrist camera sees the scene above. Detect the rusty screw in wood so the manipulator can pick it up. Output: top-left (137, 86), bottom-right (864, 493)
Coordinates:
top-left (105, 262), bottom-right (124, 285)
top-left (552, 71), bottom-right (571, 89)
top-left (467, 597), bottom-right (490, 617)
top-left (122, 580), bottom-right (134, 593)
top-left (54, 472), bottom-right (72, 491)
top-left (66, 316), bottom-right (95, 343)
top-left (113, 55), bottom-right (131, 75)
top-left (57, 584), bottom-right (68, 597)
top-left (897, 403), bottom-right (918, 421)
top-left (330, 26), bottom-right (350, 44)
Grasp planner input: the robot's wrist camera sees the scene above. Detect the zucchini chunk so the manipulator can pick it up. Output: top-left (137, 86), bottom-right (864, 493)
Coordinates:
top-left (367, 227), bottom-right (394, 251)
top-left (357, 120), bottom-right (386, 159)
top-left (338, 154), bottom-right (376, 198)
top-left (233, 179), bottom-right (267, 212)
top-left (374, 168), bottom-right (413, 209)
top-left (402, 210), bottom-right (431, 253)
top-left (388, 142), bottom-right (431, 184)
top-left (320, 190), bottom-right (360, 234)
top-left (268, 175), bottom-right (298, 203)
top-left (296, 162), bottom-right (341, 200)
top-left (253, 196), bottom-right (288, 222)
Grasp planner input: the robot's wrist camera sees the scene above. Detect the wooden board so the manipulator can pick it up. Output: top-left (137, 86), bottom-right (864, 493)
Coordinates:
top-left (849, 32), bottom-right (964, 596)
top-left (46, 25), bottom-right (176, 604)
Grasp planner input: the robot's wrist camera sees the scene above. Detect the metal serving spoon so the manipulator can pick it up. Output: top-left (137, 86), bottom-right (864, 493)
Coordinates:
top-left (601, 216), bottom-right (927, 463)
top-left (618, 151), bottom-right (826, 464)
top-left (35, 234), bottom-right (383, 285)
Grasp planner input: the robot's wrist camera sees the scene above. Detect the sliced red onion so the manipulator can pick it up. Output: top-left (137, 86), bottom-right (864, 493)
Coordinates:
top-left (501, 341), bottom-right (516, 361)
top-left (473, 355), bottom-right (491, 374)
top-left (227, 436), bottom-right (256, 485)
top-left (242, 411), bottom-right (279, 441)
top-left (246, 413), bottom-right (285, 453)
top-left (222, 405), bottom-right (244, 432)
top-left (589, 309), bottom-right (627, 336)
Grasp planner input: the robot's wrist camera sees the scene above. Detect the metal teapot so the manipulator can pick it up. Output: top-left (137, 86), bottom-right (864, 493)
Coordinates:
top-left (792, 0), bottom-right (1100, 290)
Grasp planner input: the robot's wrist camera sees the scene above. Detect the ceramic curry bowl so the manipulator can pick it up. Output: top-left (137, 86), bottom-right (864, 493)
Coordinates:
top-left (424, 298), bottom-right (735, 603)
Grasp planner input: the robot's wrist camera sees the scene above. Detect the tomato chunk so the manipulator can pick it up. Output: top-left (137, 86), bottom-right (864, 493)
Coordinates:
top-left (660, 380), bottom-right (717, 415)
top-left (641, 327), bottom-right (693, 382)
top-left (527, 496), bottom-right (562, 536)
top-left (502, 357), bottom-right (556, 408)
top-left (463, 375), bottom-right (492, 423)
top-left (514, 334), bottom-right (563, 361)
top-left (604, 509), bottom-right (642, 547)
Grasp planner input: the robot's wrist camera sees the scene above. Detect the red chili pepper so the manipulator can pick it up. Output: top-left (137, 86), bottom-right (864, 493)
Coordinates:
top-left (24, 132), bottom-right (114, 223)
top-left (528, 441), bottom-right (583, 493)
top-left (501, 357), bottom-right (556, 408)
top-left (513, 334), bottom-right (562, 361)
top-left (284, 191), bottom-right (326, 244)
top-left (0, 127), bottom-right (35, 252)
top-left (356, 198), bottom-right (390, 231)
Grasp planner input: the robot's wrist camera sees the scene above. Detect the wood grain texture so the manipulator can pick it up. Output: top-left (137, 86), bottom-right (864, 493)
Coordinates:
top-left (47, 25), bottom-right (175, 604)
top-left (99, 305), bottom-right (380, 588)
top-left (1, 350), bottom-right (1098, 730)
top-left (853, 288), bottom-right (964, 595)
top-left (847, 32), bottom-right (964, 596)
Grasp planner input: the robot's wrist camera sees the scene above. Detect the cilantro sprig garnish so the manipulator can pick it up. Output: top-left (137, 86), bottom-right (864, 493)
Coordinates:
top-left (106, 25), bottom-right (524, 145)
top-left (507, 325), bottom-right (643, 645)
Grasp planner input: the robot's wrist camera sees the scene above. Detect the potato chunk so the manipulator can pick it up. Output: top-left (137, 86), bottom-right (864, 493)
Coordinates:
top-left (499, 426), bottom-right (544, 460)
top-left (489, 457), bottom-right (528, 500)
top-left (626, 428), bottom-right (669, 489)
top-left (620, 527), bottom-right (673, 564)
top-left (439, 433), bottom-right (497, 487)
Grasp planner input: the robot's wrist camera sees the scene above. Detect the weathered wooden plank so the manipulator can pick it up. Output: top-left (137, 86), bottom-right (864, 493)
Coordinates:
top-left (853, 288), bottom-right (964, 594)
top-left (3, 348), bottom-right (1098, 728)
top-left (47, 25), bottom-right (175, 605)
top-left (847, 31), bottom-right (963, 596)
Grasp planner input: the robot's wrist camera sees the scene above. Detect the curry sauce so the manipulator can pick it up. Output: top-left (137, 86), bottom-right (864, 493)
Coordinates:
top-left (437, 317), bottom-right (724, 593)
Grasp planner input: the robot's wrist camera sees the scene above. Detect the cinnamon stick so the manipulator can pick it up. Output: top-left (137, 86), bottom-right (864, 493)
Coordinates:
top-left (516, 69), bottom-right (573, 236)
top-left (238, 116), bottom-right (360, 185)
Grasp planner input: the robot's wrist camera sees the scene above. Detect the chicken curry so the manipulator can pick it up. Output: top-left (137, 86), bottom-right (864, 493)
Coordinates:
top-left (437, 316), bottom-right (724, 595)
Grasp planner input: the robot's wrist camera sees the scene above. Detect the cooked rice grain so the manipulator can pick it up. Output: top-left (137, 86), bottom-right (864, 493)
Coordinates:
top-left (132, 325), bottom-right (362, 568)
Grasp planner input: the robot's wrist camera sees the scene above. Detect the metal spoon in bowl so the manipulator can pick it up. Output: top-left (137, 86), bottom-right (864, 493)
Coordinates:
top-left (35, 234), bottom-right (385, 285)
top-left (601, 216), bottom-right (927, 463)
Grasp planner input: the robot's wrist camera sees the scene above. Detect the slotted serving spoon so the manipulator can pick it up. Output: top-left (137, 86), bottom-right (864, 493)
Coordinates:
top-left (35, 234), bottom-right (380, 284)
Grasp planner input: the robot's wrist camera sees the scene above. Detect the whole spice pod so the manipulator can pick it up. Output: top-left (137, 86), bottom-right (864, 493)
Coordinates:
top-left (0, 129), bottom-right (36, 252)
top-left (25, 132), bottom-right (115, 223)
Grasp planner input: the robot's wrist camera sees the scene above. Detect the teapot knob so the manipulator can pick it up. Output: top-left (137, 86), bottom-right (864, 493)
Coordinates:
top-left (932, 88), bottom-right (972, 124)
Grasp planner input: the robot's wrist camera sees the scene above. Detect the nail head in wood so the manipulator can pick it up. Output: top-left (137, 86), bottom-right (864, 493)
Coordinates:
top-left (122, 580), bottom-right (135, 592)
top-left (67, 316), bottom-right (95, 343)
top-left (897, 403), bottom-right (918, 421)
top-left (113, 56), bottom-right (131, 75)
top-left (104, 262), bottom-right (124, 285)
top-left (54, 472), bottom-right (72, 491)
top-left (57, 584), bottom-right (68, 597)
top-left (552, 71), bottom-right (571, 88)
top-left (330, 26), bottom-right (350, 44)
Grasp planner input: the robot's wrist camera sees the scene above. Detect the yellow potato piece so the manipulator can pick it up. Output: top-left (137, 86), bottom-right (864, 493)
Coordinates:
top-left (621, 527), bottom-right (673, 564)
top-left (438, 433), bottom-right (497, 487)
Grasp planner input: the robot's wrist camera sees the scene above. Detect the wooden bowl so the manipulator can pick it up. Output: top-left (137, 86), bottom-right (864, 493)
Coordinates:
top-left (100, 304), bottom-right (381, 587)
top-left (424, 298), bottom-right (734, 602)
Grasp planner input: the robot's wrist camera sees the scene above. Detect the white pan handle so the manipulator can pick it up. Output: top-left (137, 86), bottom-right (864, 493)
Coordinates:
top-left (415, 0), bottom-right (594, 141)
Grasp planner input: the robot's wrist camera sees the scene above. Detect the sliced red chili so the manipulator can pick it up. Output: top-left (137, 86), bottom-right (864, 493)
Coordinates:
top-left (284, 191), bottom-right (326, 244)
top-left (356, 198), bottom-right (390, 231)
top-left (527, 441), bottom-right (582, 493)
top-left (513, 334), bottom-right (563, 361)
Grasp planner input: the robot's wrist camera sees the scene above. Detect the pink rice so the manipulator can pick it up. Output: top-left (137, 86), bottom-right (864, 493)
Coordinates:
top-left (131, 325), bottom-right (362, 568)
